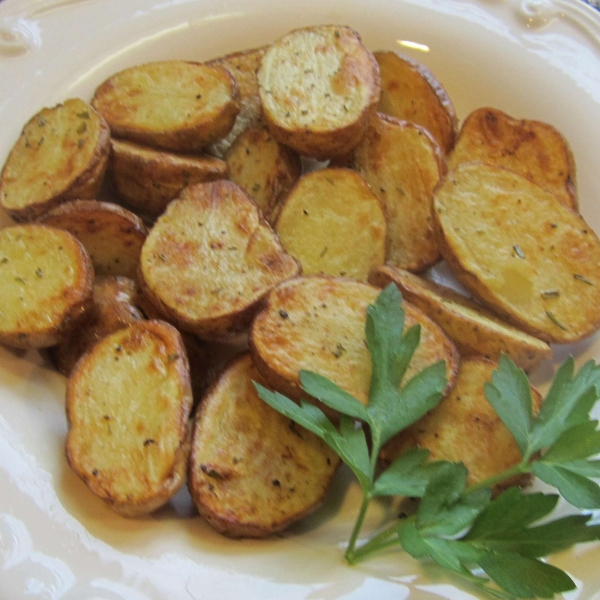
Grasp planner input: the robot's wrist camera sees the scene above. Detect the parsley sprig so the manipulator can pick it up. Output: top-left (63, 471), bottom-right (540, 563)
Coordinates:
top-left (255, 285), bottom-right (600, 599)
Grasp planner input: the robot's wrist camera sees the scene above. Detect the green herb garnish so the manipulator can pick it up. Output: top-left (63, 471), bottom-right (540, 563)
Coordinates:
top-left (255, 284), bottom-right (600, 599)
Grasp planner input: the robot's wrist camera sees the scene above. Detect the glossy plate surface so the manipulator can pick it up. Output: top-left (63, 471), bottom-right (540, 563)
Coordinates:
top-left (1, 0), bottom-right (600, 598)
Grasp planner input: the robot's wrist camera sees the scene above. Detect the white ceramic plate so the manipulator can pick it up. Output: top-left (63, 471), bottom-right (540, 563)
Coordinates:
top-left (1, 0), bottom-right (600, 598)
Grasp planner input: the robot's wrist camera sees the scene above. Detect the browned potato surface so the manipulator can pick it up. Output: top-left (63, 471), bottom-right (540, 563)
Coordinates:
top-left (0, 99), bottom-right (110, 221)
top-left (381, 357), bottom-right (542, 489)
top-left (448, 107), bottom-right (577, 210)
top-left (66, 320), bottom-right (193, 516)
top-left (250, 277), bottom-right (458, 409)
top-left (375, 51), bottom-right (457, 154)
top-left (139, 180), bottom-right (300, 340)
top-left (275, 168), bottom-right (386, 281)
top-left (188, 354), bottom-right (339, 538)
top-left (0, 224), bottom-right (94, 349)
top-left (370, 265), bottom-right (552, 372)
top-left (433, 163), bottom-right (600, 344)
top-left (110, 139), bottom-right (227, 219)
top-left (351, 113), bottom-right (444, 272)
top-left (258, 25), bottom-right (380, 158)
top-left (92, 61), bottom-right (239, 152)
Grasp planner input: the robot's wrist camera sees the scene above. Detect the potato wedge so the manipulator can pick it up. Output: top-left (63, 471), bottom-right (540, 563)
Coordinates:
top-left (225, 126), bottom-right (301, 223)
top-left (110, 139), bottom-right (227, 219)
top-left (275, 168), bottom-right (386, 281)
top-left (380, 357), bottom-right (542, 489)
top-left (207, 46), bottom-right (267, 157)
top-left (188, 354), bottom-right (339, 538)
top-left (51, 276), bottom-right (144, 376)
top-left (258, 25), bottom-right (380, 158)
top-left (351, 113), bottom-right (444, 272)
top-left (92, 61), bottom-right (239, 152)
top-left (139, 180), bottom-right (300, 340)
top-left (369, 265), bottom-right (551, 372)
top-left (250, 277), bottom-right (459, 409)
top-left (0, 99), bottom-right (110, 222)
top-left (39, 200), bottom-right (148, 279)
top-left (0, 224), bottom-right (94, 349)
top-left (433, 163), bottom-right (600, 343)
top-left (374, 51), bottom-right (457, 154)
top-left (447, 107), bottom-right (577, 210)
top-left (66, 320), bottom-right (193, 517)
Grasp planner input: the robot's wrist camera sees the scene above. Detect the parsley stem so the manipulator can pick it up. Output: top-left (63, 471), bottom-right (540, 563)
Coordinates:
top-left (463, 463), bottom-right (526, 495)
top-left (347, 519), bottom-right (407, 564)
top-left (345, 492), bottom-right (372, 562)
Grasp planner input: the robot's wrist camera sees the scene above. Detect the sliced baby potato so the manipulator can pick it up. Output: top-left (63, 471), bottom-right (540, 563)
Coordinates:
top-left (447, 107), bottom-right (577, 210)
top-left (188, 354), bottom-right (339, 538)
top-left (275, 168), bottom-right (386, 281)
top-left (38, 200), bottom-right (148, 279)
top-left (258, 25), bottom-right (380, 158)
top-left (374, 50), bottom-right (458, 155)
top-left (380, 357), bottom-right (543, 489)
top-left (225, 126), bottom-right (301, 223)
top-left (369, 265), bottom-right (551, 372)
top-left (433, 163), bottom-right (600, 343)
top-left (0, 224), bottom-right (94, 349)
top-left (139, 180), bottom-right (300, 340)
top-left (250, 276), bottom-right (458, 409)
top-left (110, 139), bottom-right (227, 219)
top-left (0, 99), bottom-right (110, 222)
top-left (66, 320), bottom-right (193, 517)
top-left (351, 113), bottom-right (444, 272)
top-left (207, 46), bottom-right (267, 157)
top-left (51, 275), bottom-right (144, 376)
top-left (92, 61), bottom-right (239, 152)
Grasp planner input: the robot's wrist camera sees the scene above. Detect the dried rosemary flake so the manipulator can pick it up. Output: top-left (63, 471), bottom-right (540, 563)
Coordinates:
top-left (320, 246), bottom-right (329, 258)
top-left (574, 274), bottom-right (594, 286)
top-left (513, 244), bottom-right (525, 259)
top-left (76, 111), bottom-right (90, 119)
top-left (541, 290), bottom-right (559, 299)
top-left (546, 310), bottom-right (568, 331)
top-left (76, 122), bottom-right (87, 134)
top-left (167, 353), bottom-right (180, 362)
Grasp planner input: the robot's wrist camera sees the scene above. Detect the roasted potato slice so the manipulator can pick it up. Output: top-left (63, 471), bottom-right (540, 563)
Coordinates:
top-left (110, 139), bottom-right (227, 219)
top-left (351, 113), bottom-right (444, 272)
top-left (51, 276), bottom-right (144, 376)
top-left (92, 61), bottom-right (239, 152)
top-left (225, 126), bottom-right (301, 223)
top-left (139, 180), bottom-right (300, 340)
top-left (374, 51), bottom-right (458, 154)
top-left (188, 354), bottom-right (339, 538)
top-left (250, 277), bottom-right (459, 409)
top-left (66, 320), bottom-right (193, 517)
top-left (0, 99), bottom-right (110, 222)
top-left (0, 224), bottom-right (94, 349)
top-left (38, 200), bottom-right (148, 279)
top-left (258, 25), bottom-right (380, 159)
top-left (369, 265), bottom-right (551, 372)
top-left (275, 168), bottom-right (386, 281)
top-left (380, 357), bottom-right (542, 489)
top-left (447, 107), bottom-right (577, 210)
top-left (207, 46), bottom-right (267, 157)
top-left (433, 163), bottom-right (600, 343)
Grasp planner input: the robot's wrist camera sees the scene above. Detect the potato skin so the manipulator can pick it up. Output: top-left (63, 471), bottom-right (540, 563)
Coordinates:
top-left (0, 224), bottom-right (94, 349)
top-left (188, 354), bottom-right (339, 538)
top-left (66, 320), bottom-right (193, 516)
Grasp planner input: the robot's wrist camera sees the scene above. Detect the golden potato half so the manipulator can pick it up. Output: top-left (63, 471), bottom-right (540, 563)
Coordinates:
top-left (92, 61), bottom-right (239, 152)
top-left (0, 99), bottom-right (110, 221)
top-left (275, 168), bottom-right (386, 281)
top-left (369, 265), bottom-right (551, 372)
top-left (447, 107), bottom-right (577, 210)
top-left (139, 180), bottom-right (300, 339)
top-left (39, 200), bottom-right (148, 279)
top-left (374, 50), bottom-right (458, 155)
top-left (188, 354), bottom-right (339, 538)
top-left (66, 320), bottom-right (193, 516)
top-left (258, 25), bottom-right (380, 158)
top-left (0, 224), bottom-right (94, 348)
top-left (434, 163), bottom-right (600, 343)
top-left (381, 357), bottom-right (542, 489)
top-left (352, 113), bottom-right (444, 272)
top-left (110, 139), bottom-right (227, 219)
top-left (250, 276), bottom-right (458, 409)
